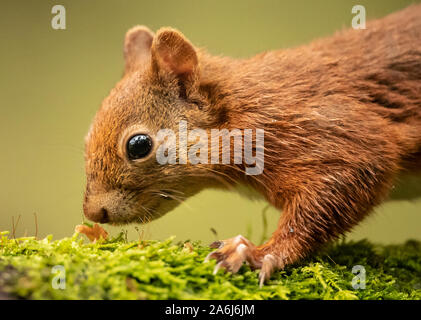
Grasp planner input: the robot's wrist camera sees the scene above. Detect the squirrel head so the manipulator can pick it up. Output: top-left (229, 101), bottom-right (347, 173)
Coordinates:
top-left (83, 26), bottom-right (224, 225)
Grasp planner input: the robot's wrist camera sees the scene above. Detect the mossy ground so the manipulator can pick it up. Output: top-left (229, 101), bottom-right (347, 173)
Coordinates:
top-left (0, 230), bottom-right (420, 300)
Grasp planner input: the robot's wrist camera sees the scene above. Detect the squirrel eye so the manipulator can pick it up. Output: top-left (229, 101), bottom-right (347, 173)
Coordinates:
top-left (126, 134), bottom-right (153, 160)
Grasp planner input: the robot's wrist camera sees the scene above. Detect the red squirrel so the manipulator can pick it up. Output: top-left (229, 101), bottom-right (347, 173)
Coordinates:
top-left (83, 5), bottom-right (421, 285)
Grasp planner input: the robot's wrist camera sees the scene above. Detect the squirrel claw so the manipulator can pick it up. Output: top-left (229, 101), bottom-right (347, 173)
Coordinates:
top-left (213, 261), bottom-right (224, 275)
top-left (259, 271), bottom-right (266, 288)
top-left (259, 254), bottom-right (281, 287)
top-left (205, 235), bottom-right (259, 273)
top-left (204, 250), bottom-right (220, 263)
top-left (205, 235), bottom-right (282, 286)
top-left (209, 240), bottom-right (224, 249)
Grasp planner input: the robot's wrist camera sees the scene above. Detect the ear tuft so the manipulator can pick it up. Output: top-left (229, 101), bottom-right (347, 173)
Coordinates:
top-left (124, 25), bottom-right (154, 73)
top-left (152, 28), bottom-right (198, 77)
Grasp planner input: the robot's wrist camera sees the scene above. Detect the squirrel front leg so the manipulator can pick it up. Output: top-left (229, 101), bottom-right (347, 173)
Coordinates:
top-left (206, 167), bottom-right (395, 286)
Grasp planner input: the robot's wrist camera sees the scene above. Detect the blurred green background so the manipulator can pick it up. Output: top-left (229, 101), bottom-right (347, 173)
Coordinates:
top-left (0, 0), bottom-right (420, 244)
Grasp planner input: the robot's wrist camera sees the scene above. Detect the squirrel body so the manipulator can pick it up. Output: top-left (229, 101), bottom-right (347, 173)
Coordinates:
top-left (84, 5), bottom-right (421, 284)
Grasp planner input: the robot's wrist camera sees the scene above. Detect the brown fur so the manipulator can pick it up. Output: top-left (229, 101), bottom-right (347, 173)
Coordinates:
top-left (84, 5), bottom-right (421, 283)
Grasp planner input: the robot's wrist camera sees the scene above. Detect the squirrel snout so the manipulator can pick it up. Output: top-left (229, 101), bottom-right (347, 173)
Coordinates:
top-left (83, 201), bottom-right (110, 224)
top-left (83, 190), bottom-right (127, 224)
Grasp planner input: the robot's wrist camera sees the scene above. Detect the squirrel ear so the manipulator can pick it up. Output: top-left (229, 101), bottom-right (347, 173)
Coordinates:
top-left (151, 28), bottom-right (198, 82)
top-left (124, 26), bottom-right (154, 73)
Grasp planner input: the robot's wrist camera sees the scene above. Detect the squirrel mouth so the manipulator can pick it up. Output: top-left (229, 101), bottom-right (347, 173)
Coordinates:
top-left (98, 208), bottom-right (110, 224)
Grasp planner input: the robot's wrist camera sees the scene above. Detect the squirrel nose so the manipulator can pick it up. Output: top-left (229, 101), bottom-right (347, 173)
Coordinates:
top-left (83, 203), bottom-right (110, 224)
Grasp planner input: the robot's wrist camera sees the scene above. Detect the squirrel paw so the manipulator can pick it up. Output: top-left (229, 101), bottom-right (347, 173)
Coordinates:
top-left (204, 235), bottom-right (280, 287)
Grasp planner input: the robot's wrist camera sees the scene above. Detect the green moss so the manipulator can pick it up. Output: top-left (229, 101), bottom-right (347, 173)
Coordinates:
top-left (0, 231), bottom-right (420, 300)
